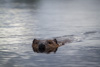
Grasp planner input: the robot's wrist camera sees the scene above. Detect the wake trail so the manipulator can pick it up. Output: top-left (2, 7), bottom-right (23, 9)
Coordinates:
top-left (54, 31), bottom-right (99, 45)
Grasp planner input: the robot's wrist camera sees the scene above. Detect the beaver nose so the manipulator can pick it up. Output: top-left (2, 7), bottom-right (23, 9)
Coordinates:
top-left (38, 44), bottom-right (45, 52)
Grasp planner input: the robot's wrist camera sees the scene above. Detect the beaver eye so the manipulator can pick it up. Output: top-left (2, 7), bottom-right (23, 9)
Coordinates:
top-left (48, 42), bottom-right (52, 44)
top-left (35, 42), bottom-right (39, 44)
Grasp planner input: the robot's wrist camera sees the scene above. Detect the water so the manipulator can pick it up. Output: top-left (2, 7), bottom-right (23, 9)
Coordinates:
top-left (0, 0), bottom-right (100, 67)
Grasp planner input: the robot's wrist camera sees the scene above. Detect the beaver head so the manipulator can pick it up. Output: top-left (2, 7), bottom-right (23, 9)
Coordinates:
top-left (32, 39), bottom-right (59, 54)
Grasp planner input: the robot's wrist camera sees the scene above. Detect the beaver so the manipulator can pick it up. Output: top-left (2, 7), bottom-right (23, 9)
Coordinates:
top-left (32, 38), bottom-right (72, 54)
top-left (32, 39), bottom-right (60, 54)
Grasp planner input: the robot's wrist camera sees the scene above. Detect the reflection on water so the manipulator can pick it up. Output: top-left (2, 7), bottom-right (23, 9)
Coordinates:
top-left (0, 0), bottom-right (100, 67)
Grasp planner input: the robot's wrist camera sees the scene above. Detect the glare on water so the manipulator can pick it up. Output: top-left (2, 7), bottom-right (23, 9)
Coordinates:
top-left (0, 0), bottom-right (100, 67)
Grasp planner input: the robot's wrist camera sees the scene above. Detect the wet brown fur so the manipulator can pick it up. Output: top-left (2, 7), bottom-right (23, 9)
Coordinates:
top-left (32, 39), bottom-right (59, 54)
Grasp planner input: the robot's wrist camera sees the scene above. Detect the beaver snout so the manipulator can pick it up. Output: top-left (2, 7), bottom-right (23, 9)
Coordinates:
top-left (38, 44), bottom-right (46, 53)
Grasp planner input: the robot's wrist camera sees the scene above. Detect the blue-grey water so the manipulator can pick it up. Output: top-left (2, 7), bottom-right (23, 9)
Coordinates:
top-left (0, 0), bottom-right (100, 67)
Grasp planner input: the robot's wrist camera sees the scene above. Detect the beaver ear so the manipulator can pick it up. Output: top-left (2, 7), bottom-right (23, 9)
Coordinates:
top-left (33, 39), bottom-right (38, 43)
top-left (53, 39), bottom-right (58, 44)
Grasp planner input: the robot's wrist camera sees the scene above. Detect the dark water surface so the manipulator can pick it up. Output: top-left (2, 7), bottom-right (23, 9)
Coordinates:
top-left (0, 0), bottom-right (100, 67)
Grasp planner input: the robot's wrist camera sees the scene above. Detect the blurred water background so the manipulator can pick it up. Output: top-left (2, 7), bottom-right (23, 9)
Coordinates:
top-left (0, 0), bottom-right (100, 67)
